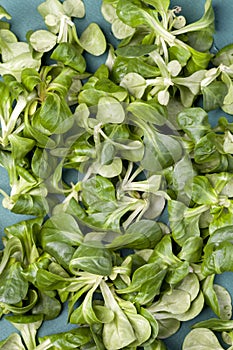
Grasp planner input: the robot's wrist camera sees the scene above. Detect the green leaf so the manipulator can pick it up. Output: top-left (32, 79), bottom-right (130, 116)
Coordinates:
top-left (157, 318), bottom-right (180, 339)
top-left (36, 269), bottom-right (72, 291)
top-left (202, 242), bottom-right (233, 275)
top-left (107, 220), bottom-right (162, 249)
top-left (93, 304), bottom-right (115, 323)
top-left (112, 56), bottom-right (160, 82)
top-left (38, 0), bottom-right (64, 18)
top-left (38, 328), bottom-right (92, 349)
top-left (51, 42), bottom-right (86, 73)
top-left (112, 18), bottom-right (135, 39)
top-left (165, 260), bottom-right (190, 286)
top-left (149, 235), bottom-right (179, 266)
top-left (0, 52), bottom-right (40, 80)
top-left (96, 96), bottom-right (125, 124)
top-left (32, 292), bottom-right (61, 320)
top-left (41, 213), bottom-right (83, 247)
top-left (116, 44), bottom-right (157, 57)
top-left (213, 284), bottom-right (232, 320)
top-left (8, 194), bottom-right (49, 217)
top-left (178, 237), bottom-right (203, 263)
top-left (149, 289), bottom-right (191, 314)
top-left (79, 288), bottom-right (103, 325)
top-left (0, 262), bottom-right (28, 304)
top-left (212, 43), bottom-right (233, 66)
top-left (47, 67), bottom-right (77, 96)
top-left (81, 175), bottom-right (116, 208)
top-left (38, 0), bottom-right (65, 34)
top-left (0, 334), bottom-right (25, 350)
top-left (194, 133), bottom-right (224, 172)
top-left (185, 176), bottom-right (218, 205)
top-left (100, 280), bottom-right (136, 349)
top-left (168, 45), bottom-right (191, 67)
top-left (8, 134), bottom-right (35, 160)
top-left (172, 154), bottom-right (194, 204)
top-left (79, 23), bottom-right (106, 56)
top-left (21, 68), bottom-right (41, 92)
top-left (69, 243), bottom-right (113, 276)
top-left (99, 141), bottom-right (116, 165)
top-left (177, 107), bottom-right (211, 142)
top-left (144, 339), bottom-right (167, 350)
top-left (177, 273), bottom-right (200, 302)
top-left (95, 78), bottom-right (128, 101)
top-left (97, 157), bottom-right (123, 178)
top-left (63, 0), bottom-right (85, 18)
top-left (42, 241), bottom-right (75, 271)
top-left (208, 220), bottom-right (233, 242)
top-left (140, 308), bottom-right (159, 346)
top-left (202, 275), bottom-right (221, 318)
top-left (186, 47), bottom-right (212, 75)
top-left (3, 289), bottom-right (38, 316)
top-left (117, 262), bottom-right (167, 304)
top-left (192, 318), bottom-right (233, 332)
top-left (172, 292), bottom-right (205, 322)
top-left (127, 100), bottom-right (167, 125)
top-left (139, 125), bottom-right (183, 172)
top-left (0, 237), bottom-right (22, 275)
top-left (4, 217), bottom-right (42, 265)
top-left (120, 72), bottom-right (147, 98)
top-left (116, 0), bottom-right (148, 28)
top-left (125, 311), bottom-right (151, 346)
top-left (37, 93), bottom-right (73, 133)
top-left (168, 200), bottom-right (203, 246)
top-left (141, 0), bottom-right (169, 12)
top-left (202, 81), bottom-right (227, 111)
top-left (4, 315), bottom-right (43, 350)
top-left (29, 30), bottom-right (57, 52)
top-left (183, 328), bottom-right (223, 350)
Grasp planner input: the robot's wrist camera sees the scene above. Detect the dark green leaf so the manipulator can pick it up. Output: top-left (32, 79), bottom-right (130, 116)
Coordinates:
top-left (51, 42), bottom-right (86, 73)
top-left (0, 262), bottom-right (28, 304)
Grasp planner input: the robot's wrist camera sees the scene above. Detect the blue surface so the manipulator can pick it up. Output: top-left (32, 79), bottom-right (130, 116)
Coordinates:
top-left (0, 0), bottom-right (233, 348)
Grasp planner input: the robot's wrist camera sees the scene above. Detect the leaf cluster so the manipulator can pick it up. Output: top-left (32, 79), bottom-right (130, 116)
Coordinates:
top-left (1, 0), bottom-right (233, 349)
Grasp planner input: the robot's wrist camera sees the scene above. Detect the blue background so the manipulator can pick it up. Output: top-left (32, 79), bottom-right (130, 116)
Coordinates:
top-left (1, 0), bottom-right (233, 348)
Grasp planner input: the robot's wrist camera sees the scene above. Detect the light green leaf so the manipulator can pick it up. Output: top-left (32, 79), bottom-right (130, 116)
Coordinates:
top-left (29, 30), bottom-right (57, 52)
top-left (100, 280), bottom-right (136, 350)
top-left (96, 96), bottom-right (125, 124)
top-left (120, 72), bottom-right (147, 98)
top-left (182, 328), bottom-right (223, 350)
top-left (112, 18), bottom-right (135, 39)
top-left (177, 273), bottom-right (200, 302)
top-left (101, 2), bottom-right (117, 24)
top-left (125, 311), bottom-right (151, 346)
top-left (0, 333), bottom-right (24, 350)
top-left (185, 176), bottom-right (218, 205)
top-left (157, 89), bottom-right (169, 106)
top-left (149, 289), bottom-right (191, 314)
top-left (79, 23), bottom-right (106, 56)
top-left (213, 284), bottom-right (232, 320)
top-left (97, 157), bottom-right (123, 178)
top-left (157, 318), bottom-right (180, 339)
top-left (63, 0), bottom-right (85, 18)
top-left (167, 60), bottom-right (182, 77)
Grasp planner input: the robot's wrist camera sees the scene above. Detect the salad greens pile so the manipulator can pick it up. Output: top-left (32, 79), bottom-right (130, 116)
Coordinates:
top-left (1, 0), bottom-right (233, 349)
